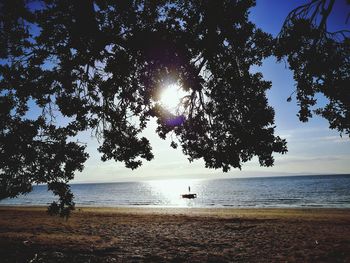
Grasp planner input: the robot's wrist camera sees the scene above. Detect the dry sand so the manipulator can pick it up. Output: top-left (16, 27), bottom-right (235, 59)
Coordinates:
top-left (0, 206), bottom-right (349, 262)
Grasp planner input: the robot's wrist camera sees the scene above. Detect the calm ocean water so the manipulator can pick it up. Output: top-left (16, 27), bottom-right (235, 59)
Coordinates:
top-left (1, 175), bottom-right (350, 208)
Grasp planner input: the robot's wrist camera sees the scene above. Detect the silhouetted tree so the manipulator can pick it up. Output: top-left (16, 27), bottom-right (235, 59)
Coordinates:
top-left (0, 0), bottom-right (347, 217)
top-left (276, 0), bottom-right (350, 134)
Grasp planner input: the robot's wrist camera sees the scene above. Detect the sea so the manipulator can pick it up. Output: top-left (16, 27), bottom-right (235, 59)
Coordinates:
top-left (1, 174), bottom-right (350, 208)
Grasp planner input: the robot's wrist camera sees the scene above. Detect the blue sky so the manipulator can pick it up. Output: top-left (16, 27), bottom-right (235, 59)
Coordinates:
top-left (70, 0), bottom-right (350, 183)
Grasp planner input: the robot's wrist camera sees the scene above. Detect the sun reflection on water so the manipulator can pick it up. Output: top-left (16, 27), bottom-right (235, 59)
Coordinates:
top-left (147, 179), bottom-right (200, 207)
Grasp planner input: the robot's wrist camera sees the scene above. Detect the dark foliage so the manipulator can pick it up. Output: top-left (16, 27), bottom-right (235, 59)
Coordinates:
top-left (1, 0), bottom-right (346, 217)
top-left (276, 0), bottom-right (350, 134)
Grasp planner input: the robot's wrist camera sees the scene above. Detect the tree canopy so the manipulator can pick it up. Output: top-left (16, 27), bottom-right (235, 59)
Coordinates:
top-left (276, 0), bottom-right (350, 133)
top-left (0, 0), bottom-right (348, 217)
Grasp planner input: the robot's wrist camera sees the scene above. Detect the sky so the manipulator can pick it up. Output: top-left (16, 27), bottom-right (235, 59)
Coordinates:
top-left (31, 1), bottom-right (350, 183)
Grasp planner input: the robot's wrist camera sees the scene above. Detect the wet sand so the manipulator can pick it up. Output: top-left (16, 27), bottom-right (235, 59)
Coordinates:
top-left (0, 206), bottom-right (349, 262)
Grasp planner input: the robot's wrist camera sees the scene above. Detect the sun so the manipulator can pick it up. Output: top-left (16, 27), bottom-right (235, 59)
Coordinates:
top-left (159, 83), bottom-right (187, 112)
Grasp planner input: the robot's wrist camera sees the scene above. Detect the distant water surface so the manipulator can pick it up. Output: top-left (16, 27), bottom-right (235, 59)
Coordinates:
top-left (1, 174), bottom-right (350, 208)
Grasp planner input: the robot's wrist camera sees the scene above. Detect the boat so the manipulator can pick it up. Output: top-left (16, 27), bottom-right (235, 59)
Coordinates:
top-left (181, 193), bottom-right (197, 199)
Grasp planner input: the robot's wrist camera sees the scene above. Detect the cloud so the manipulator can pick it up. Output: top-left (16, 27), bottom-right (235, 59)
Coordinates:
top-left (276, 155), bottom-right (349, 164)
top-left (318, 136), bottom-right (349, 143)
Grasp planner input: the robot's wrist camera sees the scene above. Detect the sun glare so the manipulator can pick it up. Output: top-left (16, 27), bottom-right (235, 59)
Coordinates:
top-left (147, 179), bottom-right (199, 207)
top-left (159, 83), bottom-right (187, 112)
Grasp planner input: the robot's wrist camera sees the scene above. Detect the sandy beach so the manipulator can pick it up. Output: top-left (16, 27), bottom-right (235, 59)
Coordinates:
top-left (0, 206), bottom-right (349, 262)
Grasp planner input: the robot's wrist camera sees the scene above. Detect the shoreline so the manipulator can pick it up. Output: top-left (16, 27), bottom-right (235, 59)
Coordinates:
top-left (1, 206), bottom-right (350, 262)
top-left (1, 205), bottom-right (350, 217)
top-left (2, 204), bottom-right (350, 210)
